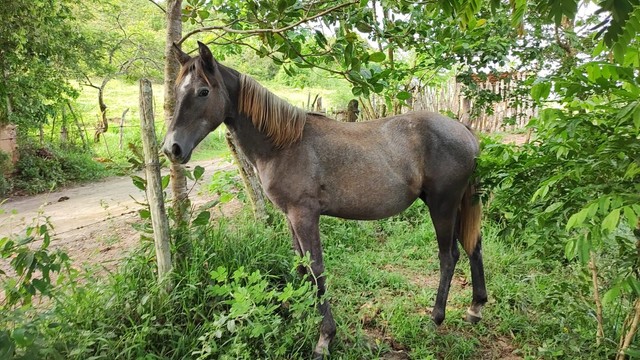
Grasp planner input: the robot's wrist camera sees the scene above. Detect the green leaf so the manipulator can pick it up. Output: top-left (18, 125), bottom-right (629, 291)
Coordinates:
top-left (194, 165), bottom-right (205, 181)
top-left (531, 184), bottom-right (549, 202)
top-left (368, 52), bottom-right (386, 62)
top-left (0, 331), bottom-right (15, 359)
top-left (601, 208), bottom-right (621, 234)
top-left (139, 209), bottom-right (151, 219)
top-left (396, 91), bottom-right (411, 100)
top-left (192, 211), bottom-right (210, 226)
top-left (623, 206), bottom-right (638, 229)
top-left (544, 202), bottom-right (563, 213)
top-left (131, 176), bottom-right (147, 191)
top-left (566, 207), bottom-right (589, 230)
top-left (531, 82), bottom-right (551, 102)
top-left (634, 105), bottom-right (640, 130)
top-left (613, 42), bottom-right (625, 64)
top-left (12, 328), bottom-right (34, 347)
top-left (198, 10), bottom-right (209, 20)
top-left (602, 284), bottom-right (621, 305)
top-left (564, 238), bottom-right (577, 260)
top-left (161, 175), bottom-right (170, 190)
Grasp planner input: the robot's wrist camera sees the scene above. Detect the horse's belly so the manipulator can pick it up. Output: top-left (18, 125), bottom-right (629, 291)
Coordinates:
top-left (320, 186), bottom-right (418, 220)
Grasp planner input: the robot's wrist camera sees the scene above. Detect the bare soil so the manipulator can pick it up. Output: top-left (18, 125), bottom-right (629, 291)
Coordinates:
top-left (0, 159), bottom-right (235, 275)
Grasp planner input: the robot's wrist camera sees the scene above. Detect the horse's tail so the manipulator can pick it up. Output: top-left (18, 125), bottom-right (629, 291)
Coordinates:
top-left (459, 182), bottom-right (482, 256)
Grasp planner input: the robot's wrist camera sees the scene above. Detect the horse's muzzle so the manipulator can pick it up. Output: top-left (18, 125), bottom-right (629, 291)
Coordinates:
top-left (162, 140), bottom-right (191, 164)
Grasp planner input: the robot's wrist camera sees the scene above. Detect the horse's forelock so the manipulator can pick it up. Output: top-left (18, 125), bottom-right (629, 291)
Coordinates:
top-left (175, 57), bottom-right (212, 88)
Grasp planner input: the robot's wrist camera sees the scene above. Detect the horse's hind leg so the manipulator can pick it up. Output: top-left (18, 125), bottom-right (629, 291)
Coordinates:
top-left (464, 236), bottom-right (487, 323)
top-left (426, 193), bottom-right (461, 325)
top-left (287, 207), bottom-right (336, 359)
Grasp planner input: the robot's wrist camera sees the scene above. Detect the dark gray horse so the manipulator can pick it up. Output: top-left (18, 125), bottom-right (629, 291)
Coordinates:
top-left (163, 42), bottom-right (487, 358)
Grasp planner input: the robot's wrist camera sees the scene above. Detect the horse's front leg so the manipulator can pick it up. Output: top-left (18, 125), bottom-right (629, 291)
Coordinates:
top-left (287, 206), bottom-right (336, 359)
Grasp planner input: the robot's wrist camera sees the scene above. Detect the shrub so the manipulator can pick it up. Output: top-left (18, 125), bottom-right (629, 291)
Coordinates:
top-left (11, 142), bottom-right (109, 195)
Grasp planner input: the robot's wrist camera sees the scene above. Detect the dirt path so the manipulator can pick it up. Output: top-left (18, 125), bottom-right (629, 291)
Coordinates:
top-left (0, 158), bottom-right (235, 272)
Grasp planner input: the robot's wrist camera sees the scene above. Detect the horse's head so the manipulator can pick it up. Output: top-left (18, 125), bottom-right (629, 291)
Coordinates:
top-left (163, 42), bottom-right (231, 164)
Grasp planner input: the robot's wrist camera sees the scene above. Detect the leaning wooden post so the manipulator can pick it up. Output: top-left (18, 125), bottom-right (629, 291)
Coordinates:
top-left (225, 132), bottom-right (268, 220)
top-left (139, 78), bottom-right (173, 291)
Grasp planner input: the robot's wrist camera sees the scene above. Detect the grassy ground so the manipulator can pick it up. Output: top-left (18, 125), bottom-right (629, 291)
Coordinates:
top-left (1, 190), bottom-right (608, 359)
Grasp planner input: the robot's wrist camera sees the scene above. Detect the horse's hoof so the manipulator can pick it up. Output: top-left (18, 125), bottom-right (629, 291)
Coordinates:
top-left (465, 309), bottom-right (482, 324)
top-left (431, 309), bottom-right (445, 325)
top-left (312, 351), bottom-right (326, 360)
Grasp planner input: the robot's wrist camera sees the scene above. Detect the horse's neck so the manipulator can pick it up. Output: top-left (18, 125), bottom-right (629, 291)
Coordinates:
top-left (225, 115), bottom-right (276, 166)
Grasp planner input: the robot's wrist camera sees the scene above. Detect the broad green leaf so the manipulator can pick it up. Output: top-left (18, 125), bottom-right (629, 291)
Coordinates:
top-left (192, 211), bottom-right (210, 226)
top-left (601, 208), bottom-right (621, 233)
top-left (531, 82), bottom-right (551, 102)
top-left (138, 209), bottom-right (151, 219)
top-left (11, 328), bottom-right (34, 347)
top-left (368, 52), bottom-right (386, 62)
top-left (566, 207), bottom-right (589, 230)
top-left (634, 106), bottom-right (640, 130)
top-left (544, 202), bottom-right (563, 213)
top-left (194, 165), bottom-right (205, 181)
top-left (131, 176), bottom-right (147, 191)
top-left (531, 184), bottom-right (549, 202)
top-left (161, 175), bottom-right (170, 190)
top-left (623, 206), bottom-right (638, 229)
top-left (198, 10), bottom-right (209, 20)
top-left (396, 91), bottom-right (411, 100)
top-left (564, 238), bottom-right (577, 260)
top-left (602, 284), bottom-right (621, 305)
top-left (577, 236), bottom-right (590, 264)
top-left (613, 42), bottom-right (625, 64)
top-left (627, 277), bottom-right (640, 296)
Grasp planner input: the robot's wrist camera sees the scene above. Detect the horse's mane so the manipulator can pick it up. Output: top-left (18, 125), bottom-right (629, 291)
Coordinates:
top-left (238, 74), bottom-right (307, 148)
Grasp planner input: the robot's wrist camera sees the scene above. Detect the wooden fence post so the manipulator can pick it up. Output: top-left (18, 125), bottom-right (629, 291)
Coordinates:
top-left (139, 78), bottom-right (173, 291)
top-left (119, 108), bottom-right (129, 151)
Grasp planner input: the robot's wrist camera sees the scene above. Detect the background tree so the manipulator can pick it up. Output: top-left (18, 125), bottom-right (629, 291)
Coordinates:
top-left (73, 0), bottom-right (165, 142)
top-left (0, 0), bottom-right (89, 132)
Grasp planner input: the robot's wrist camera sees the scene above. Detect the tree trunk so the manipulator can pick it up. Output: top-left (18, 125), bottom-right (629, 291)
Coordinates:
top-left (94, 82), bottom-right (109, 142)
top-left (66, 101), bottom-right (88, 149)
top-left (164, 0), bottom-right (190, 225)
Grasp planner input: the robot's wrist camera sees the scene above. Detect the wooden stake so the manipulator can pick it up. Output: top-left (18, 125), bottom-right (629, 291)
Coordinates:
top-left (139, 78), bottom-right (173, 291)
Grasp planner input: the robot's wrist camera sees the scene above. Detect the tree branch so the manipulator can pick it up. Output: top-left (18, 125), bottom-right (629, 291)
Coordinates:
top-left (178, 0), bottom-right (358, 44)
top-left (147, 0), bottom-right (166, 14)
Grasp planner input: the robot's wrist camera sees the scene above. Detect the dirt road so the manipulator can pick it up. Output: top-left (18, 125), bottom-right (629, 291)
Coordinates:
top-left (0, 159), bottom-right (234, 272)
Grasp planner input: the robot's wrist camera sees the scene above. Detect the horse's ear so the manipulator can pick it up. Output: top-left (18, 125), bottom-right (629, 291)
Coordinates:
top-left (172, 43), bottom-right (191, 65)
top-left (197, 41), bottom-right (216, 70)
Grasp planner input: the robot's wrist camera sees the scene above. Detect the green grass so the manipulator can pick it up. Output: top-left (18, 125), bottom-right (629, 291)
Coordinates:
top-left (1, 193), bottom-right (614, 359)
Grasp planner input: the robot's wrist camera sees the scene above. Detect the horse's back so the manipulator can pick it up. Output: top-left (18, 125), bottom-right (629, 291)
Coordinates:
top-left (264, 111), bottom-right (479, 220)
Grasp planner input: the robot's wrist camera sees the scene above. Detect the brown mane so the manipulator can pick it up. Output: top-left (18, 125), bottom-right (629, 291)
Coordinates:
top-left (238, 74), bottom-right (307, 148)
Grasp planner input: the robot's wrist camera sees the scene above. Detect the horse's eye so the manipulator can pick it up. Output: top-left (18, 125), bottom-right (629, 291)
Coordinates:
top-left (198, 89), bottom-right (209, 97)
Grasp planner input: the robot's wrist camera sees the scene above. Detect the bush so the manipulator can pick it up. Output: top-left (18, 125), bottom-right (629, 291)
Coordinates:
top-left (11, 142), bottom-right (110, 195)
top-left (0, 209), bottom-right (321, 360)
top-left (0, 151), bottom-right (13, 196)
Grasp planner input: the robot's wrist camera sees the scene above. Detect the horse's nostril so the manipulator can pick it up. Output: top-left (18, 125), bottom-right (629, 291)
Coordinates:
top-left (171, 143), bottom-right (182, 158)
